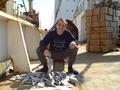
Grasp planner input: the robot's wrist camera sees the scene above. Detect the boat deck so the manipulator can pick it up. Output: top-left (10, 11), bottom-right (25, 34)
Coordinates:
top-left (0, 45), bottom-right (120, 90)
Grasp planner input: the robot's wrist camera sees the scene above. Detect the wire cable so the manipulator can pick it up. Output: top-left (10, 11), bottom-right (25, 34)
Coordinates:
top-left (0, 60), bottom-right (12, 77)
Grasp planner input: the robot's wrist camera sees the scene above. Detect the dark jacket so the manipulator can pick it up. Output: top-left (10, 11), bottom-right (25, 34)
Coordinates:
top-left (39, 29), bottom-right (76, 52)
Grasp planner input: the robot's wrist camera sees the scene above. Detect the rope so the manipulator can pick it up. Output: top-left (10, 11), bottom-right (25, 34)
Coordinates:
top-left (0, 60), bottom-right (12, 77)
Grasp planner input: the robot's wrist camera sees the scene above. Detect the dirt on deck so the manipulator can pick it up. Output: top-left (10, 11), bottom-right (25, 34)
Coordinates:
top-left (74, 45), bottom-right (120, 90)
top-left (0, 44), bottom-right (120, 90)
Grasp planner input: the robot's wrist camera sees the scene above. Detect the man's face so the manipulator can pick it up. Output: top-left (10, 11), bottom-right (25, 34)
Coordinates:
top-left (56, 20), bottom-right (66, 34)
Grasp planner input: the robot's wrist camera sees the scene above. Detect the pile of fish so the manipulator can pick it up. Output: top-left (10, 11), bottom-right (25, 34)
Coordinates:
top-left (9, 71), bottom-right (83, 88)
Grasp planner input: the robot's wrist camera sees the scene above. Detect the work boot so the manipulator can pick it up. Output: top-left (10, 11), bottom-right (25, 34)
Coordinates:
top-left (67, 67), bottom-right (78, 75)
top-left (36, 66), bottom-right (48, 73)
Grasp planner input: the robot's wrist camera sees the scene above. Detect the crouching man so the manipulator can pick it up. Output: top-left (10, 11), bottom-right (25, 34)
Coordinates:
top-left (36, 18), bottom-right (78, 75)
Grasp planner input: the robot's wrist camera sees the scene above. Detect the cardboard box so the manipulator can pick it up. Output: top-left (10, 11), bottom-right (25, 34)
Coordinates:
top-left (116, 10), bottom-right (119, 17)
top-left (100, 27), bottom-right (113, 32)
top-left (100, 32), bottom-right (113, 39)
top-left (92, 15), bottom-right (99, 22)
top-left (114, 10), bottom-right (119, 17)
top-left (86, 27), bottom-right (100, 33)
top-left (86, 27), bottom-right (92, 33)
top-left (99, 21), bottom-right (110, 27)
top-left (87, 40), bottom-right (100, 45)
top-left (100, 45), bottom-right (112, 52)
top-left (113, 28), bottom-right (118, 38)
top-left (86, 27), bottom-right (99, 34)
top-left (100, 7), bottom-right (109, 14)
top-left (113, 24), bottom-right (119, 32)
top-left (86, 33), bottom-right (100, 39)
top-left (87, 45), bottom-right (112, 53)
top-left (86, 16), bottom-right (92, 22)
top-left (113, 16), bottom-right (119, 22)
top-left (86, 21), bottom-right (92, 28)
top-left (108, 8), bottom-right (113, 15)
top-left (113, 9), bottom-right (116, 16)
top-left (111, 21), bottom-right (118, 27)
top-left (99, 14), bottom-right (113, 21)
top-left (93, 8), bottom-right (100, 15)
top-left (112, 38), bottom-right (117, 47)
top-left (86, 33), bottom-right (90, 39)
top-left (92, 21), bottom-right (99, 27)
top-left (100, 39), bottom-right (113, 45)
top-left (86, 44), bottom-right (113, 53)
top-left (92, 27), bottom-right (100, 33)
top-left (89, 45), bottom-right (101, 52)
top-left (85, 9), bottom-right (93, 17)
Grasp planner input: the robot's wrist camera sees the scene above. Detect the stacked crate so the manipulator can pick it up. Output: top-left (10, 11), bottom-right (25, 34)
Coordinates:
top-left (85, 7), bottom-right (119, 52)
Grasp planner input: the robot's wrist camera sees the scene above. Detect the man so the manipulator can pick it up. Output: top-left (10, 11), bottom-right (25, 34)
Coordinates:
top-left (36, 18), bottom-right (78, 75)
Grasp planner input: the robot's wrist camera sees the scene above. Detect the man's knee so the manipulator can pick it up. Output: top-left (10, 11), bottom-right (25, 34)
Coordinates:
top-left (70, 47), bottom-right (78, 53)
top-left (36, 47), bottom-right (43, 57)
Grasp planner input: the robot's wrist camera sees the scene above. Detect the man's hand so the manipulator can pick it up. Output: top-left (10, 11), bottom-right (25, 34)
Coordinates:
top-left (43, 49), bottom-right (51, 57)
top-left (69, 41), bottom-right (78, 49)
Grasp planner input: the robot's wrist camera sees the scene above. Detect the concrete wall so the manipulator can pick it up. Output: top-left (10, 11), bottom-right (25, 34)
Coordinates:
top-left (22, 26), bottom-right (42, 59)
top-left (8, 21), bottom-right (31, 72)
top-left (0, 18), bottom-right (8, 62)
top-left (7, 21), bottom-right (44, 72)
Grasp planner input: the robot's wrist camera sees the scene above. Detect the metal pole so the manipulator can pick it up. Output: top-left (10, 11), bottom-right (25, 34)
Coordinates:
top-left (28, 0), bottom-right (33, 12)
top-left (22, 0), bottom-right (27, 12)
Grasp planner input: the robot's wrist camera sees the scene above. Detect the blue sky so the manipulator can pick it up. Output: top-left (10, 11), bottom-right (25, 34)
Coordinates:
top-left (16, 0), bottom-right (55, 30)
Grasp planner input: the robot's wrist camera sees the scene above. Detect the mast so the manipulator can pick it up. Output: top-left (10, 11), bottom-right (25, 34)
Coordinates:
top-left (28, 0), bottom-right (33, 12)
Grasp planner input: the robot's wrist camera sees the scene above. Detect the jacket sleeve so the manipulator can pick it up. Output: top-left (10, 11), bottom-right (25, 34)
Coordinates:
top-left (39, 31), bottom-right (52, 52)
top-left (67, 31), bottom-right (77, 43)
